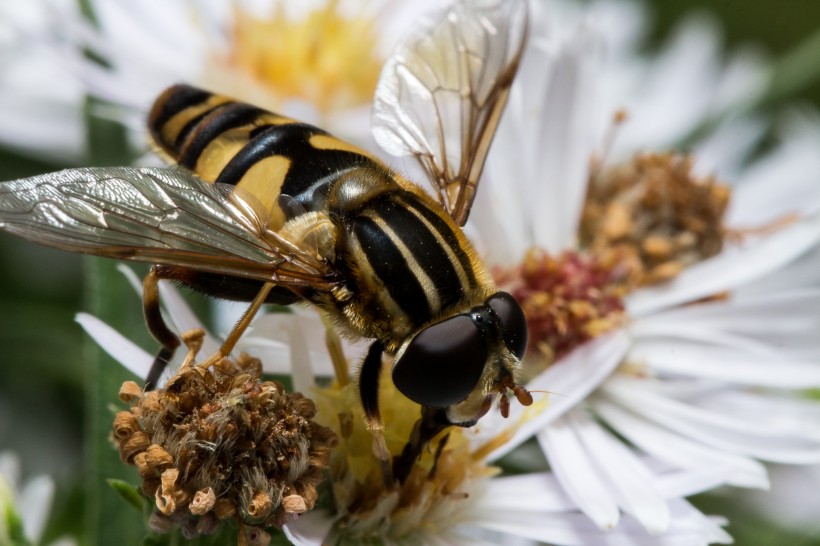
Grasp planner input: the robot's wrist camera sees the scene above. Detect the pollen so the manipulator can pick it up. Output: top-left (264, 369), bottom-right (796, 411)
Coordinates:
top-left (312, 367), bottom-right (495, 544)
top-left (495, 249), bottom-right (628, 372)
top-left (112, 329), bottom-right (337, 541)
top-left (580, 152), bottom-right (731, 286)
top-left (209, 1), bottom-right (383, 116)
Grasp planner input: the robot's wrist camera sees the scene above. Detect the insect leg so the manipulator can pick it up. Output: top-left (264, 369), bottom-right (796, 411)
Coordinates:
top-left (143, 265), bottom-right (180, 390)
top-left (194, 282), bottom-right (275, 373)
top-left (393, 406), bottom-right (450, 483)
top-left (359, 341), bottom-right (394, 486)
top-left (359, 340), bottom-right (385, 430)
top-left (320, 312), bottom-right (350, 386)
top-left (215, 282), bottom-right (274, 358)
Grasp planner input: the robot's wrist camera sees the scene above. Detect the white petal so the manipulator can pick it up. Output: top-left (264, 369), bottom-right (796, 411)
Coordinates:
top-left (470, 498), bottom-right (730, 546)
top-left (626, 215), bottom-right (820, 317)
top-left (604, 377), bottom-right (820, 464)
top-left (612, 14), bottom-right (724, 156)
top-left (0, 452), bottom-right (21, 492)
top-left (473, 331), bottom-right (630, 461)
top-left (538, 413), bottom-right (620, 531)
top-left (629, 340), bottom-right (820, 388)
top-left (632, 289), bottom-right (820, 359)
top-left (737, 244), bottom-right (820, 297)
top-left (652, 465), bottom-right (730, 500)
top-left (691, 115), bottom-right (766, 181)
top-left (19, 475), bottom-right (54, 544)
top-left (158, 280), bottom-right (219, 356)
top-left (471, 472), bottom-right (576, 513)
top-left (284, 320), bottom-right (315, 393)
top-left (728, 111), bottom-right (820, 226)
top-left (242, 311), bottom-right (339, 377)
top-left (75, 313), bottom-right (153, 379)
top-left (528, 26), bottom-right (604, 253)
top-left (477, 9), bottom-right (604, 261)
top-left (283, 509), bottom-right (334, 546)
top-left (594, 397), bottom-right (768, 488)
top-left (565, 411), bottom-right (670, 534)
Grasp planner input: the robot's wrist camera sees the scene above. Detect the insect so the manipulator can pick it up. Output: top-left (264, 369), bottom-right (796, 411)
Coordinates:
top-left (0, 0), bottom-right (530, 480)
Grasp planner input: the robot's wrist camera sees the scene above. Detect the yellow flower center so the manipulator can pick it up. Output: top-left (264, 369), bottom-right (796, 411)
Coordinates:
top-left (313, 368), bottom-right (497, 544)
top-left (210, 1), bottom-right (383, 116)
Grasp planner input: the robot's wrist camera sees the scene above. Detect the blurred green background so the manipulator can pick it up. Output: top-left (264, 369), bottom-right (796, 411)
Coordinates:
top-left (1, 0), bottom-right (819, 544)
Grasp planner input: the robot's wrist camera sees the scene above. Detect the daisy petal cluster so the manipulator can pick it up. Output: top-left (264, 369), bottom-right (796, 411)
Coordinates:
top-left (467, 0), bottom-right (820, 540)
top-left (43, 0), bottom-right (438, 147)
top-left (0, 1), bottom-right (85, 161)
top-left (83, 273), bottom-right (729, 545)
top-left (0, 452), bottom-right (76, 546)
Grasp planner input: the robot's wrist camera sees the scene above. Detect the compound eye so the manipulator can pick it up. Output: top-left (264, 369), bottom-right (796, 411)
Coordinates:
top-left (392, 315), bottom-right (488, 408)
top-left (488, 291), bottom-right (528, 359)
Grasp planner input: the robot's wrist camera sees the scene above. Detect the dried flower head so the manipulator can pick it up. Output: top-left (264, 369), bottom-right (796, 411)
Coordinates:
top-left (580, 152), bottom-right (731, 286)
top-left (112, 329), bottom-right (337, 541)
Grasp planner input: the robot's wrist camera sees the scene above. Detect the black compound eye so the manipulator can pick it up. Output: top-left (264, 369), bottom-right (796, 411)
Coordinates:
top-left (488, 291), bottom-right (528, 359)
top-left (392, 315), bottom-right (488, 408)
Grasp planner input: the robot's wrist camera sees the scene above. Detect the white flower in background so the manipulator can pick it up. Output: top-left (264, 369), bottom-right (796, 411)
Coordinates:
top-left (465, 0), bottom-right (820, 538)
top-left (0, 1), bottom-right (86, 162)
top-left (743, 462), bottom-right (820, 535)
top-left (0, 452), bottom-right (76, 546)
top-left (46, 0), bottom-right (438, 148)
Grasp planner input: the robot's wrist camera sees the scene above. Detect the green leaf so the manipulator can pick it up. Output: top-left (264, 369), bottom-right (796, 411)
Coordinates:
top-left (107, 479), bottom-right (146, 513)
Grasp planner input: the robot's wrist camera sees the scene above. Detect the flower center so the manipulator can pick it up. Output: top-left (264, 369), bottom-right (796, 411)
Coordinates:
top-left (112, 329), bottom-right (337, 543)
top-left (313, 369), bottom-right (495, 544)
top-left (495, 152), bottom-right (733, 372)
top-left (580, 152), bottom-right (731, 286)
top-left (211, 1), bottom-right (383, 116)
top-left (494, 249), bottom-right (629, 371)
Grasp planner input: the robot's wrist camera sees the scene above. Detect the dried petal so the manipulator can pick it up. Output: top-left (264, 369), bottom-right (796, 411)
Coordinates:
top-left (190, 487), bottom-right (216, 516)
top-left (118, 381), bottom-right (143, 403)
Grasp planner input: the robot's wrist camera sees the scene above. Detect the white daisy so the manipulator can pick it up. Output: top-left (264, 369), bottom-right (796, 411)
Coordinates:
top-left (282, 339), bottom-right (732, 546)
top-left (466, 0), bottom-right (820, 538)
top-left (0, 452), bottom-right (76, 546)
top-left (0, 1), bottom-right (86, 162)
top-left (47, 0), bottom-right (439, 148)
top-left (78, 271), bottom-right (731, 545)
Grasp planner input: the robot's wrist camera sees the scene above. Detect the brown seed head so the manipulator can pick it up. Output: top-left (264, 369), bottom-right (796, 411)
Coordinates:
top-left (580, 152), bottom-right (730, 287)
top-left (112, 331), bottom-right (337, 539)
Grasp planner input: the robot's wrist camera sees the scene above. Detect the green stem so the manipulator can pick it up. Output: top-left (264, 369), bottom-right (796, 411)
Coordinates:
top-left (83, 258), bottom-right (149, 546)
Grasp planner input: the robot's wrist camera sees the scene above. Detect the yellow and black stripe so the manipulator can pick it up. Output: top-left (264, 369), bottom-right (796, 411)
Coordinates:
top-left (149, 84), bottom-right (378, 225)
top-left (348, 191), bottom-right (482, 331)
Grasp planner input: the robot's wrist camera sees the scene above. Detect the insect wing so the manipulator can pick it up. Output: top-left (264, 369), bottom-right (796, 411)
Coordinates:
top-left (0, 167), bottom-right (332, 286)
top-left (372, 0), bottom-right (528, 226)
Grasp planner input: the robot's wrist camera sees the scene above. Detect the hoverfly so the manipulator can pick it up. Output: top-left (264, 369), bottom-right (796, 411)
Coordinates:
top-left (0, 0), bottom-right (531, 480)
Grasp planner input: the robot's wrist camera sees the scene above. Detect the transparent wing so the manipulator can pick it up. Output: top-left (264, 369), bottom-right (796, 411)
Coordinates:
top-left (0, 167), bottom-right (337, 289)
top-left (372, 0), bottom-right (528, 226)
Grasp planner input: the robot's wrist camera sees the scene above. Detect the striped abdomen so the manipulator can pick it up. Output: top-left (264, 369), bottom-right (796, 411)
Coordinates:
top-left (148, 84), bottom-right (379, 228)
